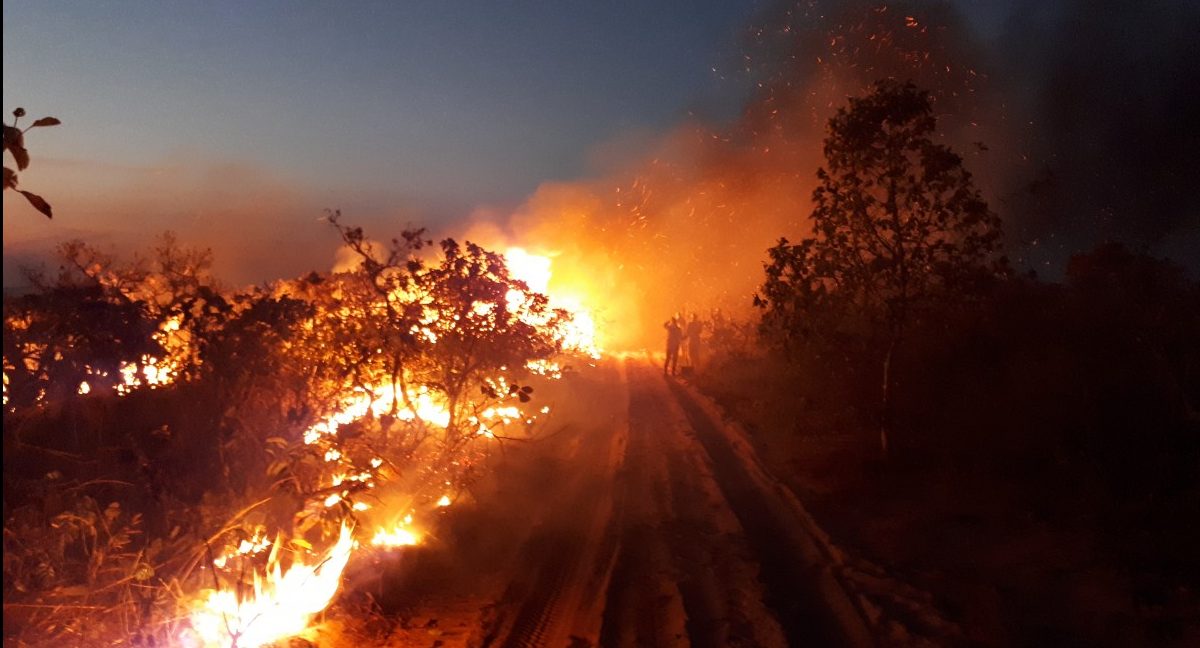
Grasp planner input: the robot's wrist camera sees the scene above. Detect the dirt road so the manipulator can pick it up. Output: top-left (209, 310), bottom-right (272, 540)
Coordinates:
top-left (373, 357), bottom-right (875, 647)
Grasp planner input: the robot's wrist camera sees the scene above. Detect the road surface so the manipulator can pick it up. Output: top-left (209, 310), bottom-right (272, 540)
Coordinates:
top-left (365, 357), bottom-right (880, 647)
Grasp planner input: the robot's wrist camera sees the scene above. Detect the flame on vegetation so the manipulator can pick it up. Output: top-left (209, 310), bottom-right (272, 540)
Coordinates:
top-left (291, 244), bottom-right (586, 539)
top-left (291, 253), bottom-right (578, 560)
top-left (6, 8), bottom-right (1025, 647)
top-left (504, 247), bottom-right (601, 358)
top-left (454, 1), bottom-right (1013, 350)
top-left (175, 240), bottom-right (591, 645)
top-left (88, 311), bottom-right (191, 397)
top-left (3, 6), bottom-right (1038, 644)
top-left (370, 514), bottom-right (423, 548)
top-left (503, 248), bottom-right (552, 294)
top-left (3, 313), bottom-right (191, 410)
top-left (13, 5), bottom-right (1194, 645)
top-left (185, 523), bottom-right (354, 648)
top-left (211, 528), bottom-right (273, 570)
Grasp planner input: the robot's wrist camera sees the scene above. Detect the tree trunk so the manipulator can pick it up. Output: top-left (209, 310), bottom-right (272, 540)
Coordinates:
top-left (880, 336), bottom-right (898, 457)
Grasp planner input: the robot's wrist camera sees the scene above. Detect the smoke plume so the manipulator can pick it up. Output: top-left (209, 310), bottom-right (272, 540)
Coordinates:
top-left (467, 0), bottom-right (1199, 349)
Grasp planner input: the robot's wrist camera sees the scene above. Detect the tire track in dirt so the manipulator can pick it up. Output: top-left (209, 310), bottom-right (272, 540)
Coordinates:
top-left (485, 360), bottom-right (629, 648)
top-left (600, 360), bottom-right (786, 648)
top-left (664, 372), bottom-right (872, 647)
top-left (598, 361), bottom-right (690, 648)
top-left (482, 357), bottom-right (866, 647)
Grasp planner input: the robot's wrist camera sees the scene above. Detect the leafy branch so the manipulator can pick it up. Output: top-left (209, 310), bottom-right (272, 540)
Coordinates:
top-left (4, 106), bottom-right (61, 218)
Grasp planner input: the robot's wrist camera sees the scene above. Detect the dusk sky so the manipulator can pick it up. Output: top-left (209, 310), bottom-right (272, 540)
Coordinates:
top-left (7, 6), bottom-right (1199, 645)
top-left (4, 1), bottom-right (1028, 284)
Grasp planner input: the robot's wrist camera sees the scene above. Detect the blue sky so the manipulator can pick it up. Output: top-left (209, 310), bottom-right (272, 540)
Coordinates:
top-left (3, 1), bottom-right (1013, 283)
top-left (3, 2), bottom-right (762, 204)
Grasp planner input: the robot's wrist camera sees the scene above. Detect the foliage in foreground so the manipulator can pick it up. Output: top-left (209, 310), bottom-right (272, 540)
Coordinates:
top-left (2, 220), bottom-right (579, 646)
top-left (3, 106), bottom-right (60, 218)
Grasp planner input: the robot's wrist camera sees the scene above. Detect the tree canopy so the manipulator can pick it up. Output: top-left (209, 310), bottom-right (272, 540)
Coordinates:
top-left (756, 80), bottom-right (1005, 454)
top-left (758, 80), bottom-right (1004, 348)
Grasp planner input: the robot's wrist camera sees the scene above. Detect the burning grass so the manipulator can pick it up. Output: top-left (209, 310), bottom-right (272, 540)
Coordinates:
top-left (2, 221), bottom-right (602, 646)
top-left (184, 523), bottom-right (355, 648)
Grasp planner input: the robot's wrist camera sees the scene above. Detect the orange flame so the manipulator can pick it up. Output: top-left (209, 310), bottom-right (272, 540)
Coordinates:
top-left (185, 523), bottom-right (355, 648)
top-left (504, 247), bottom-right (601, 357)
top-left (370, 514), bottom-right (423, 549)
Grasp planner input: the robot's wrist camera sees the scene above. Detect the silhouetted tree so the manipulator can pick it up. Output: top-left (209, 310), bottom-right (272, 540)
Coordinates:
top-left (757, 80), bottom-right (1004, 454)
top-left (2, 285), bottom-right (159, 410)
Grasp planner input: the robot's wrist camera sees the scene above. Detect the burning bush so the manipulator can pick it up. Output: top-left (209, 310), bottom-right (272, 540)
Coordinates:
top-left (2, 219), bottom-right (596, 647)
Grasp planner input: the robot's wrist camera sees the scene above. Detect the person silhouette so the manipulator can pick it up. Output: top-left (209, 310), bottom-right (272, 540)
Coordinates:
top-left (664, 315), bottom-right (684, 376)
top-left (686, 313), bottom-right (703, 370)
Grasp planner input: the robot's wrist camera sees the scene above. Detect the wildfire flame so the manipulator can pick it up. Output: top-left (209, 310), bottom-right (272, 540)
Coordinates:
top-left (4, 314), bottom-right (189, 410)
top-left (84, 243), bottom-right (601, 645)
top-left (112, 315), bottom-right (189, 396)
top-left (503, 248), bottom-right (552, 294)
top-left (370, 514), bottom-right (422, 548)
top-left (505, 247), bottom-right (601, 358)
top-left (178, 244), bottom-right (600, 644)
top-left (186, 523), bottom-right (355, 648)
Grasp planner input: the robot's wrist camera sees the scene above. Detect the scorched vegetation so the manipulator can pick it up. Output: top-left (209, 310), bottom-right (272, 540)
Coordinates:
top-left (2, 217), bottom-right (596, 647)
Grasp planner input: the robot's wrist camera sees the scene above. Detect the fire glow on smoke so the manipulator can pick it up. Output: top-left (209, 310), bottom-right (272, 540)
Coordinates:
top-left (179, 247), bottom-right (600, 647)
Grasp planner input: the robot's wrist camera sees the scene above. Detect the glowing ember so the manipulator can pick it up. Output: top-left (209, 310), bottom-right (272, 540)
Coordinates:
top-left (186, 523), bottom-right (355, 648)
top-left (371, 515), bottom-right (422, 548)
top-left (526, 358), bottom-right (562, 378)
